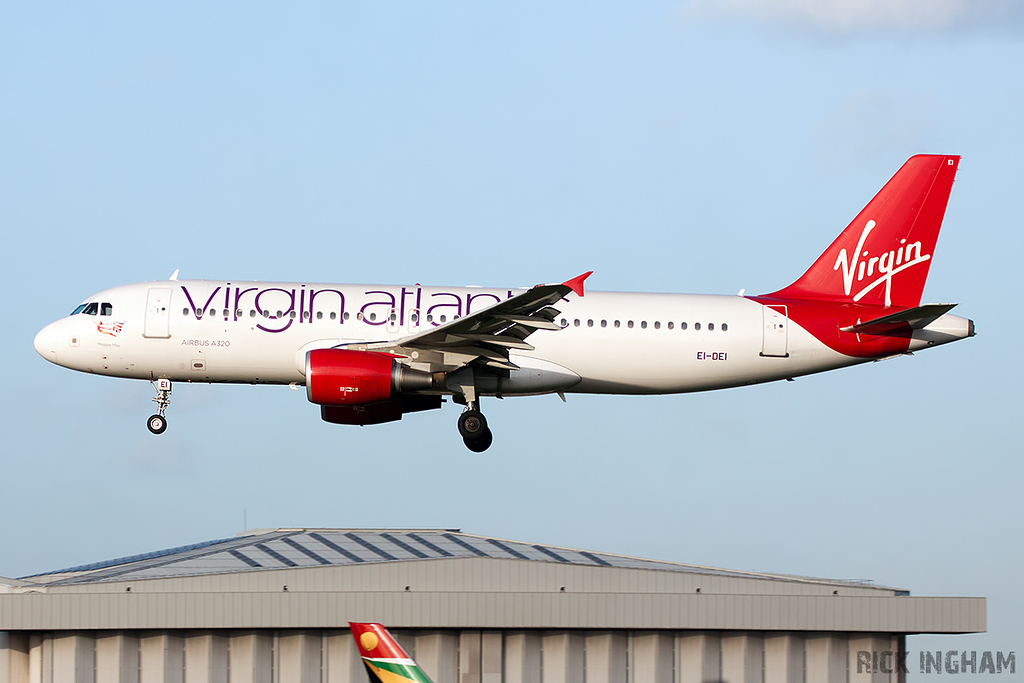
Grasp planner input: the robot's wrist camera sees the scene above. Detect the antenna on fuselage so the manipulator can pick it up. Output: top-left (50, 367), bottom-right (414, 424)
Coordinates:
top-left (169, 269), bottom-right (179, 281)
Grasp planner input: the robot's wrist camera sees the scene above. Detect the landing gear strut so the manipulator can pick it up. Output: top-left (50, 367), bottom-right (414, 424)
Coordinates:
top-left (147, 378), bottom-right (171, 435)
top-left (458, 403), bottom-right (493, 452)
top-left (448, 368), bottom-right (493, 452)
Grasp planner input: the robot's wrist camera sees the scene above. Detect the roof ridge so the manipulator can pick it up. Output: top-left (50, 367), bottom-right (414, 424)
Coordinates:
top-left (451, 531), bottom-right (895, 589)
top-left (26, 531), bottom-right (296, 585)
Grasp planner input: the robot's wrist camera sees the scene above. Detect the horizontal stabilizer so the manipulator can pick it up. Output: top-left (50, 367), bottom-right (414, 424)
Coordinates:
top-left (840, 303), bottom-right (957, 335)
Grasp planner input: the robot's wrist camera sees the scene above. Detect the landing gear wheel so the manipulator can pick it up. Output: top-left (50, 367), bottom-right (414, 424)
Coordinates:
top-left (147, 414), bottom-right (167, 435)
top-left (457, 409), bottom-right (488, 439)
top-left (464, 428), bottom-right (493, 453)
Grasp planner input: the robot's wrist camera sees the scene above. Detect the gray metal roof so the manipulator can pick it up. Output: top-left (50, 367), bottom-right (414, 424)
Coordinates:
top-left (18, 528), bottom-right (889, 590)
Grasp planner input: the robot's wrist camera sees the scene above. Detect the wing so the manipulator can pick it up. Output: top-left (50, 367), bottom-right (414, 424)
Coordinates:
top-left (348, 272), bottom-right (592, 372)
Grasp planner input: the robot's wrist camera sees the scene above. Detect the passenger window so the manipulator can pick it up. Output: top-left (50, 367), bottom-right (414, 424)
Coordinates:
top-left (560, 318), bottom-right (567, 327)
top-left (654, 321), bottom-right (661, 329)
top-left (681, 322), bottom-right (687, 330)
top-left (316, 311), bottom-right (323, 320)
top-left (641, 321), bottom-right (647, 329)
top-left (100, 303), bottom-right (113, 316)
top-left (667, 322), bottom-right (674, 330)
top-left (82, 303), bottom-right (98, 315)
top-left (708, 323), bottom-right (714, 331)
top-left (343, 312), bottom-right (350, 320)
top-left (262, 310), bottom-right (270, 318)
top-left (627, 320), bottom-right (634, 329)
top-left (440, 315), bottom-right (447, 323)
top-left (250, 310), bottom-right (256, 317)
top-left (695, 322), bottom-right (701, 330)
top-left (236, 309), bottom-right (243, 317)
top-left (614, 320), bottom-right (620, 328)
top-left (574, 319), bottom-right (580, 327)
top-left (601, 320), bottom-right (607, 327)
top-left (587, 319), bottom-right (593, 327)
top-left (290, 311), bottom-right (297, 319)
top-left (330, 312), bottom-right (337, 320)
top-left (182, 308), bottom-right (190, 316)
top-left (722, 323), bottom-right (728, 331)
top-left (427, 314), bottom-right (434, 323)
top-left (70, 304), bottom-right (88, 316)
top-left (411, 313), bottom-right (419, 323)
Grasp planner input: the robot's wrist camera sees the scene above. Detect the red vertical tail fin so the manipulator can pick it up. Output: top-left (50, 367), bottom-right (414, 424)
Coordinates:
top-left (350, 623), bottom-right (434, 683)
top-left (767, 155), bottom-right (960, 308)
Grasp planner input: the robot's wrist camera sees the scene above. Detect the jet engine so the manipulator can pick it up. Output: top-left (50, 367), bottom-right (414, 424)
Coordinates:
top-left (305, 349), bottom-right (438, 425)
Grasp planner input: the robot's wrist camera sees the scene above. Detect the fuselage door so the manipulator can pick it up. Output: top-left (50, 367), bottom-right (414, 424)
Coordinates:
top-left (144, 287), bottom-right (172, 339)
top-left (761, 304), bottom-right (788, 357)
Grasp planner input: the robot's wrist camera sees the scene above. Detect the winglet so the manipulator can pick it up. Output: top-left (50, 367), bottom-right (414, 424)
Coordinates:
top-left (562, 271), bottom-right (593, 297)
top-left (169, 269), bottom-right (179, 281)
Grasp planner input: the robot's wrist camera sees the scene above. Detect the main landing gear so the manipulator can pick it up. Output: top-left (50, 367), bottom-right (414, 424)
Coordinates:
top-left (147, 378), bottom-right (171, 435)
top-left (446, 367), bottom-right (493, 452)
top-left (458, 404), bottom-right (493, 452)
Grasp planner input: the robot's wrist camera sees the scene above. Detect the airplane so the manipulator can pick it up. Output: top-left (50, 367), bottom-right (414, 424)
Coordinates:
top-left (350, 622), bottom-right (431, 683)
top-left (34, 154), bottom-right (974, 452)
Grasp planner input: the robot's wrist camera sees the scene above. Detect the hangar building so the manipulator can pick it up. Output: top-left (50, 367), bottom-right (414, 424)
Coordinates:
top-left (0, 528), bottom-right (983, 683)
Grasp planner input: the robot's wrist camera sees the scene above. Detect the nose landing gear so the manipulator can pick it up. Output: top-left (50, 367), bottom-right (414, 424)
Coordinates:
top-left (147, 378), bottom-right (171, 435)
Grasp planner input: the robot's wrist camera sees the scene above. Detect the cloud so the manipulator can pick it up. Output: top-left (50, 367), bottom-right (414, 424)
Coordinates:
top-left (682, 0), bottom-right (1024, 36)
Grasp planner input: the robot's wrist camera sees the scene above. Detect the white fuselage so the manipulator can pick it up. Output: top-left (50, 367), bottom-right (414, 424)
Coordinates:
top-left (33, 279), bottom-right (972, 397)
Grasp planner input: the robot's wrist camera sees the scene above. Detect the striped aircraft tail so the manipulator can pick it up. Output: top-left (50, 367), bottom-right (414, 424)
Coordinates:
top-left (350, 622), bottom-right (433, 683)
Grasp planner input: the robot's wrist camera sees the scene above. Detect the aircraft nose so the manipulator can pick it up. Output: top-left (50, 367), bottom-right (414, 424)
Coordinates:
top-left (34, 322), bottom-right (60, 361)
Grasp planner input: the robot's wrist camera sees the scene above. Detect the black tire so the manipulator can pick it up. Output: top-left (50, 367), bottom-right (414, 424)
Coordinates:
top-left (464, 428), bottom-right (493, 453)
top-left (457, 409), bottom-right (487, 439)
top-left (147, 414), bottom-right (167, 435)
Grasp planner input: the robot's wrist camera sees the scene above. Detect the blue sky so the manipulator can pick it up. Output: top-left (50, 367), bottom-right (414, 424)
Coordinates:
top-left (2, 0), bottom-right (1021, 676)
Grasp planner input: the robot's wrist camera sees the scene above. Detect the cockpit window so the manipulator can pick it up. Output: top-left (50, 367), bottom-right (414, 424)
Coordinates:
top-left (82, 303), bottom-right (99, 315)
top-left (100, 302), bottom-right (113, 316)
top-left (70, 304), bottom-right (88, 316)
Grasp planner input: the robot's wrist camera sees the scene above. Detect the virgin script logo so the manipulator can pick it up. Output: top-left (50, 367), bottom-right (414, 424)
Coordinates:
top-left (833, 220), bottom-right (931, 306)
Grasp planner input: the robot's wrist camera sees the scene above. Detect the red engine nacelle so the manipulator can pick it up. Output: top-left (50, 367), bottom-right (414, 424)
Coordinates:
top-left (305, 349), bottom-right (433, 406)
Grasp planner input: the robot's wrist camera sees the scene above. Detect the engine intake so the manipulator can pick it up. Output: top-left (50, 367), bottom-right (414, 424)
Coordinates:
top-left (305, 349), bottom-right (433, 406)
